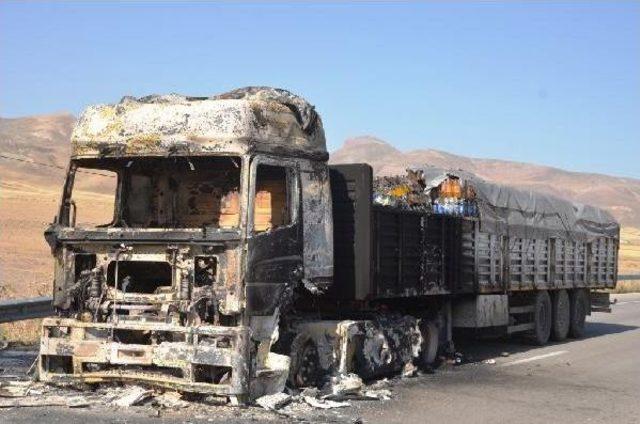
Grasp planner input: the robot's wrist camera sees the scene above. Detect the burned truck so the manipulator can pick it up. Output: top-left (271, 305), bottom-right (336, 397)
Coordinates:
top-left (39, 87), bottom-right (619, 402)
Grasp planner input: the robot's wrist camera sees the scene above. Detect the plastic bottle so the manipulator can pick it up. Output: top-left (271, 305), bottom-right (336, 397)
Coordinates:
top-left (451, 179), bottom-right (462, 199)
top-left (441, 180), bottom-right (450, 198)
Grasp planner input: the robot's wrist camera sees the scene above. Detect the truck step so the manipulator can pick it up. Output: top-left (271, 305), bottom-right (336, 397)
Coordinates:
top-left (509, 305), bottom-right (535, 314)
top-left (507, 323), bottom-right (535, 334)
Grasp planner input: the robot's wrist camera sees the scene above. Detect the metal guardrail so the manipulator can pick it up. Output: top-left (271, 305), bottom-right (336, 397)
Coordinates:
top-left (0, 296), bottom-right (54, 323)
top-left (0, 275), bottom-right (639, 324)
top-left (618, 274), bottom-right (640, 281)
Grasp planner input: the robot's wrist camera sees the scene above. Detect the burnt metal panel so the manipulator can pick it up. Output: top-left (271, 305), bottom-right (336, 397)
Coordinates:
top-left (501, 233), bottom-right (617, 292)
top-left (300, 161), bottom-right (334, 287)
top-left (457, 219), bottom-right (476, 293)
top-left (246, 222), bottom-right (302, 315)
top-left (328, 164), bottom-right (373, 301)
top-left (372, 209), bottom-right (454, 298)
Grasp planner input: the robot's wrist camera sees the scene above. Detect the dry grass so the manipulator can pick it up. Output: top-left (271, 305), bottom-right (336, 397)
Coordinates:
top-left (615, 227), bottom-right (640, 294)
top-left (0, 180), bottom-right (112, 344)
top-left (610, 280), bottom-right (640, 294)
top-left (619, 227), bottom-right (640, 272)
top-left (0, 319), bottom-right (43, 345)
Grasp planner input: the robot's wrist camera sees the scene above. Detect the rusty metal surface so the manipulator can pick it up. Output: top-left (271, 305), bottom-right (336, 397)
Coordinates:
top-left (71, 87), bottom-right (327, 160)
top-left (39, 318), bottom-right (250, 396)
top-left (290, 315), bottom-right (428, 380)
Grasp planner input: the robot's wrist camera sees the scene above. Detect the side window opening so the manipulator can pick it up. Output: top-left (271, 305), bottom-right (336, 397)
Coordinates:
top-left (254, 165), bottom-right (293, 233)
top-left (71, 168), bottom-right (118, 227)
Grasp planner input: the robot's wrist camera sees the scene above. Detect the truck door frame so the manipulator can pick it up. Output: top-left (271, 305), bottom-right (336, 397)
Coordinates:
top-left (244, 155), bottom-right (303, 316)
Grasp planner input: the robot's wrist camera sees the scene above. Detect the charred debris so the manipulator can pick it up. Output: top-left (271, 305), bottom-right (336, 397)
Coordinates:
top-left (373, 168), bottom-right (479, 216)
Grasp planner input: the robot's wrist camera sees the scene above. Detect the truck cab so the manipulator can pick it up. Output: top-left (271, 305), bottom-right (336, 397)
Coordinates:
top-left (39, 88), bottom-right (333, 401)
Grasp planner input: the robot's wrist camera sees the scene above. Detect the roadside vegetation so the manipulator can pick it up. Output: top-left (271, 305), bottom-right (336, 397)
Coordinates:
top-left (617, 227), bottom-right (640, 293)
top-left (610, 280), bottom-right (640, 294)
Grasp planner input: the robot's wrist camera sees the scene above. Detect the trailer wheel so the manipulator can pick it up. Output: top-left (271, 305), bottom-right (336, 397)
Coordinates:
top-left (418, 321), bottom-right (439, 367)
top-left (288, 334), bottom-right (320, 388)
top-left (569, 289), bottom-right (588, 338)
top-left (531, 291), bottom-right (552, 345)
top-left (551, 289), bottom-right (570, 341)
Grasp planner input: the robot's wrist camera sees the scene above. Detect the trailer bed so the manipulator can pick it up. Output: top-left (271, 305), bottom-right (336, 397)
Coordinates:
top-left (329, 164), bottom-right (618, 302)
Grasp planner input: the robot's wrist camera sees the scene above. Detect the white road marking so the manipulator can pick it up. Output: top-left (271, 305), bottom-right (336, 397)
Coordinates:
top-left (501, 350), bottom-right (568, 367)
top-left (615, 300), bottom-right (640, 305)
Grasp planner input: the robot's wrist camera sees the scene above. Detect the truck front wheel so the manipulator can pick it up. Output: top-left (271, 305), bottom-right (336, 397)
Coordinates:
top-left (531, 291), bottom-right (552, 345)
top-left (551, 289), bottom-right (570, 341)
top-left (288, 335), bottom-right (321, 388)
top-left (569, 289), bottom-right (589, 339)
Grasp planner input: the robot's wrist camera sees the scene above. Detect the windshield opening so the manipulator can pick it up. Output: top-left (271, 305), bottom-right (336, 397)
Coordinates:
top-left (70, 167), bottom-right (118, 227)
top-left (67, 156), bottom-right (242, 230)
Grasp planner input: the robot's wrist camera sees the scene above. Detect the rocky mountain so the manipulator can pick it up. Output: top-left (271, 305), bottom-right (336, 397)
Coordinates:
top-left (330, 136), bottom-right (640, 227)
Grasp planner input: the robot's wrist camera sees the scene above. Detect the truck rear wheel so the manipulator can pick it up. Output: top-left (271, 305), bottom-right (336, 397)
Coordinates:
top-left (569, 289), bottom-right (588, 339)
top-left (418, 320), bottom-right (439, 367)
top-left (551, 289), bottom-right (570, 341)
top-left (531, 291), bottom-right (552, 345)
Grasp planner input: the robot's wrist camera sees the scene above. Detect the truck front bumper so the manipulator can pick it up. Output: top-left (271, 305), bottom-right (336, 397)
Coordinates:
top-left (39, 317), bottom-right (250, 398)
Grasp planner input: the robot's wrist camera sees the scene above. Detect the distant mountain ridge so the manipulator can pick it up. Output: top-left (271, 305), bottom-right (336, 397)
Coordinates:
top-left (1, 116), bottom-right (638, 227)
top-left (330, 136), bottom-right (640, 227)
top-left (0, 113), bottom-right (75, 187)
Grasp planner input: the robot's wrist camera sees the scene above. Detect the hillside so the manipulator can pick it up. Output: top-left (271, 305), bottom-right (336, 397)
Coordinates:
top-left (331, 136), bottom-right (640, 228)
top-left (0, 114), bottom-right (84, 341)
top-left (0, 113), bottom-right (75, 187)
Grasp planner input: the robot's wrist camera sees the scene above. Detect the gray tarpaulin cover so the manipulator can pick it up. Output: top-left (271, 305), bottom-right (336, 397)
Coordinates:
top-left (412, 166), bottom-right (619, 241)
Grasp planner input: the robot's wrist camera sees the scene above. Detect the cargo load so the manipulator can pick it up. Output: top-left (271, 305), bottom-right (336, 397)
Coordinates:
top-left (373, 166), bottom-right (618, 240)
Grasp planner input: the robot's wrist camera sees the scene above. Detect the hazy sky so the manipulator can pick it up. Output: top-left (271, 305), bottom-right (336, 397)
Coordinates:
top-left (1, 2), bottom-right (639, 178)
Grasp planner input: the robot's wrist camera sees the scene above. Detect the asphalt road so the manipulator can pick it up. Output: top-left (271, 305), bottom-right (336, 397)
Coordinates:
top-left (352, 292), bottom-right (640, 424)
top-left (2, 293), bottom-right (639, 424)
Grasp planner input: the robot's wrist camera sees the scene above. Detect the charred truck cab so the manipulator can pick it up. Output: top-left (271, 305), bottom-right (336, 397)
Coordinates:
top-left (40, 87), bottom-right (619, 403)
top-left (40, 88), bottom-right (333, 402)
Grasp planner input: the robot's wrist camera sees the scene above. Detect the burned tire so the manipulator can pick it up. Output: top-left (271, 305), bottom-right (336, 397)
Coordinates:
top-left (569, 289), bottom-right (589, 339)
top-left (288, 334), bottom-right (321, 388)
top-left (531, 291), bottom-right (552, 345)
top-left (418, 320), bottom-right (439, 367)
top-left (551, 289), bottom-right (570, 341)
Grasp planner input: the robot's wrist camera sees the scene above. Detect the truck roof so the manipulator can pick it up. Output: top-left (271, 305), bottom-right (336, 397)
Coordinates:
top-left (70, 86), bottom-right (327, 160)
